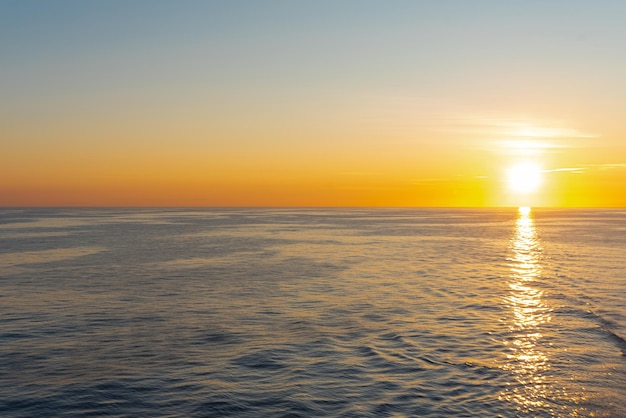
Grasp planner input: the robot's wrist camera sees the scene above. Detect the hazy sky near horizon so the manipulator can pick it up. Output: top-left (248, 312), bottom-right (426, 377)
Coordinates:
top-left (2, 0), bottom-right (626, 206)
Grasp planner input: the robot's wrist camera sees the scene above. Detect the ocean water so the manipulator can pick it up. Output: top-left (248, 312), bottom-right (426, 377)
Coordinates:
top-left (1, 207), bottom-right (625, 417)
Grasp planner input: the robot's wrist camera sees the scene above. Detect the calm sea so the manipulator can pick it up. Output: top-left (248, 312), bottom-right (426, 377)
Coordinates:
top-left (1, 208), bottom-right (625, 417)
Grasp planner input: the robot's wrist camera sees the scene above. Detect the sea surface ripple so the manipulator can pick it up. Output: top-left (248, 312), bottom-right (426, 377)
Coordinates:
top-left (1, 208), bottom-right (625, 417)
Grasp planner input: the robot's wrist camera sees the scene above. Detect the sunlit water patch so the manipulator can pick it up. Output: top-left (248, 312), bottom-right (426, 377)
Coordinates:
top-left (0, 247), bottom-right (103, 266)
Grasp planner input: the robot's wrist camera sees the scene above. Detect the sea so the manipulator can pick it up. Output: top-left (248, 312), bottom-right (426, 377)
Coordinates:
top-left (0, 207), bottom-right (625, 417)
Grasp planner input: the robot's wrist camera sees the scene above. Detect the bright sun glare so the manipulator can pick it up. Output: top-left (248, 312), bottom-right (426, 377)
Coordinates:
top-left (507, 163), bottom-right (543, 193)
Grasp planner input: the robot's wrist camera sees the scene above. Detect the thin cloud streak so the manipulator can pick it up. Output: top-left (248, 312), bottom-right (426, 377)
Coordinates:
top-left (587, 163), bottom-right (626, 170)
top-left (544, 164), bottom-right (625, 174)
top-left (544, 167), bottom-right (585, 173)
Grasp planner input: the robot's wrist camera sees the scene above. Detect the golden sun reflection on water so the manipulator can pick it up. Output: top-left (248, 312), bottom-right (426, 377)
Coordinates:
top-left (501, 207), bottom-right (554, 412)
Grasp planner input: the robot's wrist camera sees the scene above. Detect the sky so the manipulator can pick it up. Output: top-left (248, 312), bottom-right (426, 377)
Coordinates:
top-left (2, 0), bottom-right (626, 207)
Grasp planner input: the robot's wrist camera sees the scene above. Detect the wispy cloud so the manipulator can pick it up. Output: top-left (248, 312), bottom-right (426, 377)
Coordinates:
top-left (506, 124), bottom-right (597, 139)
top-left (493, 139), bottom-right (567, 156)
top-left (543, 164), bottom-right (625, 174)
top-left (434, 116), bottom-right (598, 142)
top-left (586, 163), bottom-right (626, 170)
top-left (544, 167), bottom-right (585, 173)
top-left (360, 96), bottom-right (598, 143)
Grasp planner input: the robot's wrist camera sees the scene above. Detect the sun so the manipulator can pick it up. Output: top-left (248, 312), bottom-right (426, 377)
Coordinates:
top-left (507, 162), bottom-right (542, 193)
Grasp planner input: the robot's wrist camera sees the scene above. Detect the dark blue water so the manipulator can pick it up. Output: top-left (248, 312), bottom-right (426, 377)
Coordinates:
top-left (1, 208), bottom-right (625, 417)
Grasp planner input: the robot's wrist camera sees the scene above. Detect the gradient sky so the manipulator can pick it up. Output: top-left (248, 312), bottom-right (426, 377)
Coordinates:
top-left (2, 0), bottom-right (625, 207)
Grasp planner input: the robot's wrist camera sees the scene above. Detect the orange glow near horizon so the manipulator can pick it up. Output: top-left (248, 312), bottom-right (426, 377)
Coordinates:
top-left (1, 131), bottom-right (625, 207)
